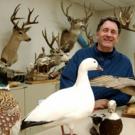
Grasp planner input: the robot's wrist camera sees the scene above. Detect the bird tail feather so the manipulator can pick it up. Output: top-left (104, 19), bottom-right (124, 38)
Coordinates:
top-left (21, 119), bottom-right (51, 130)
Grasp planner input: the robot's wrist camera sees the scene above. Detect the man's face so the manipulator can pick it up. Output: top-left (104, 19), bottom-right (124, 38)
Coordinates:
top-left (96, 20), bottom-right (119, 52)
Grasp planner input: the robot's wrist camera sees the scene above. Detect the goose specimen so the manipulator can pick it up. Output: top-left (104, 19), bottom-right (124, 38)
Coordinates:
top-left (0, 86), bottom-right (21, 135)
top-left (90, 75), bottom-right (135, 96)
top-left (21, 58), bottom-right (102, 135)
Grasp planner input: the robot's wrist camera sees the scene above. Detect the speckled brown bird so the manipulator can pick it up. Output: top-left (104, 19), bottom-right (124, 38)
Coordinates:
top-left (0, 89), bottom-right (21, 135)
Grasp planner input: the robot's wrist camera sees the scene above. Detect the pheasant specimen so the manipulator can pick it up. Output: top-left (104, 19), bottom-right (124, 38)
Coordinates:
top-left (0, 88), bottom-right (21, 135)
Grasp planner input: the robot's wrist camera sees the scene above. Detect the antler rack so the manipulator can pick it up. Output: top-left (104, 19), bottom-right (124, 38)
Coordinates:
top-left (114, 6), bottom-right (135, 32)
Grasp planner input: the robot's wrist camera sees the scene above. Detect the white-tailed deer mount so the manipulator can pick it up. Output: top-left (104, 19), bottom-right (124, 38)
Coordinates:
top-left (1, 4), bottom-right (38, 66)
top-left (60, 0), bottom-right (93, 52)
top-left (114, 6), bottom-right (135, 32)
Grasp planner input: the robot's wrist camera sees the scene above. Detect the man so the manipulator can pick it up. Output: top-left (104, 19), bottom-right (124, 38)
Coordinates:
top-left (60, 16), bottom-right (134, 110)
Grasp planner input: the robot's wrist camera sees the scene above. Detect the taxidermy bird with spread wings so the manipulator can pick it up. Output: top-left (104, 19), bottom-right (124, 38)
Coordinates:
top-left (90, 75), bottom-right (135, 96)
top-left (21, 58), bottom-right (103, 135)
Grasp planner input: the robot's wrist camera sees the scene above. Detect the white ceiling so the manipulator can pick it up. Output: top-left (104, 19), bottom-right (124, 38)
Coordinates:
top-left (70, 0), bottom-right (135, 11)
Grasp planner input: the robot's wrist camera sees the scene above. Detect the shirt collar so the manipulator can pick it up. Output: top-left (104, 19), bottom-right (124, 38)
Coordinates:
top-left (92, 43), bottom-right (117, 59)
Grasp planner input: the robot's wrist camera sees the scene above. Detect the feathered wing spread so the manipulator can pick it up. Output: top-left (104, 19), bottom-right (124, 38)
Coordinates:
top-left (0, 89), bottom-right (21, 135)
top-left (90, 75), bottom-right (135, 96)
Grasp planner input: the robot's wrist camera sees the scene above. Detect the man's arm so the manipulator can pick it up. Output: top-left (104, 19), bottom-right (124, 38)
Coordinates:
top-left (111, 92), bottom-right (131, 106)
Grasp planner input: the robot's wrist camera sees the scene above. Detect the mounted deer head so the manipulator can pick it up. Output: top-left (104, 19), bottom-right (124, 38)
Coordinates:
top-left (60, 0), bottom-right (93, 52)
top-left (114, 6), bottom-right (135, 32)
top-left (1, 4), bottom-right (39, 66)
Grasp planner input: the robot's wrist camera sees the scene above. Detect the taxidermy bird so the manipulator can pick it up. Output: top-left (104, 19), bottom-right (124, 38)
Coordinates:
top-left (21, 58), bottom-right (102, 135)
top-left (90, 75), bottom-right (135, 96)
top-left (99, 100), bottom-right (123, 135)
top-left (0, 68), bottom-right (21, 135)
top-left (0, 86), bottom-right (21, 135)
top-left (90, 100), bottom-right (123, 135)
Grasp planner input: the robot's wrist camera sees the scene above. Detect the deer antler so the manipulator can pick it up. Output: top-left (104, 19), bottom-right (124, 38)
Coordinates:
top-left (83, 2), bottom-right (93, 24)
top-left (55, 33), bottom-right (62, 52)
top-left (114, 6), bottom-right (135, 32)
top-left (10, 4), bottom-right (24, 28)
top-left (61, 0), bottom-right (72, 21)
top-left (22, 8), bottom-right (39, 28)
top-left (42, 29), bottom-right (57, 50)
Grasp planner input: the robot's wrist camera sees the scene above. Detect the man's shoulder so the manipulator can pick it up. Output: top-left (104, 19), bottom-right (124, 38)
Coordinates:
top-left (75, 47), bottom-right (93, 56)
top-left (116, 51), bottom-right (131, 62)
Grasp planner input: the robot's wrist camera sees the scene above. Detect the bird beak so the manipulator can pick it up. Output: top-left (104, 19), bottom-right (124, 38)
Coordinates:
top-left (108, 108), bottom-right (113, 113)
top-left (97, 65), bottom-right (103, 71)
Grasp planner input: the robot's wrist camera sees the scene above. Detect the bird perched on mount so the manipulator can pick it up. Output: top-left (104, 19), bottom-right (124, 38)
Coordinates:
top-left (21, 58), bottom-right (103, 135)
top-left (99, 100), bottom-right (123, 135)
top-left (90, 100), bottom-right (123, 135)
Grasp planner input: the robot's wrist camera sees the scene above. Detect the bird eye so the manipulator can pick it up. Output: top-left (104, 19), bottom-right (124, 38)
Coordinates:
top-left (93, 61), bottom-right (96, 63)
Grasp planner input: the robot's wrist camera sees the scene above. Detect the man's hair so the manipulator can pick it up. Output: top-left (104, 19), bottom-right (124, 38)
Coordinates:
top-left (96, 16), bottom-right (121, 34)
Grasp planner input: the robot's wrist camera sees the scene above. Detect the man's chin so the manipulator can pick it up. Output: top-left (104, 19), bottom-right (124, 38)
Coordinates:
top-left (103, 43), bottom-right (114, 48)
top-left (101, 45), bottom-right (114, 52)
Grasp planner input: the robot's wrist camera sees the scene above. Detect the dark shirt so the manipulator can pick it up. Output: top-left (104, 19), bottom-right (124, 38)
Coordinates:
top-left (60, 43), bottom-right (134, 106)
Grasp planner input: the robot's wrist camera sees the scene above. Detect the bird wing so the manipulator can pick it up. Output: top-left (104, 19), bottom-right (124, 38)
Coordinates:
top-left (90, 75), bottom-right (135, 96)
top-left (25, 85), bottom-right (88, 122)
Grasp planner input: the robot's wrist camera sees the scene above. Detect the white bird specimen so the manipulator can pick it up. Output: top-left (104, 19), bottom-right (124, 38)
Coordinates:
top-left (21, 58), bottom-right (102, 135)
top-left (0, 87), bottom-right (21, 135)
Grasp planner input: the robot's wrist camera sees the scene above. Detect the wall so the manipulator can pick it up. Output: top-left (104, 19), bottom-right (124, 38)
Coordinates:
top-left (0, 0), bottom-right (98, 71)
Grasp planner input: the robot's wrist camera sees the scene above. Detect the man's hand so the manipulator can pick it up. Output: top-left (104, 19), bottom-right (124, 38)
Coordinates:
top-left (94, 99), bottom-right (109, 110)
